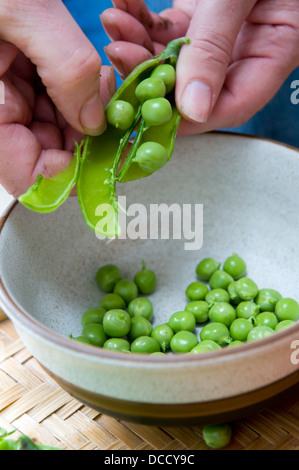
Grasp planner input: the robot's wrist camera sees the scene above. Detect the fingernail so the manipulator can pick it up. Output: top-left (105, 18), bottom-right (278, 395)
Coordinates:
top-left (107, 65), bottom-right (117, 97)
top-left (180, 81), bottom-right (213, 123)
top-left (104, 46), bottom-right (125, 78)
top-left (80, 92), bottom-right (107, 135)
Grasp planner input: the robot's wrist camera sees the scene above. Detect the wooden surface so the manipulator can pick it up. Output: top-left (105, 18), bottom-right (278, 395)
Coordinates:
top-left (0, 314), bottom-right (298, 450)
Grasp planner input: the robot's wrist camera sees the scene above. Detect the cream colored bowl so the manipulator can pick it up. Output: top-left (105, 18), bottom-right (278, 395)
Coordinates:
top-left (0, 132), bottom-right (298, 425)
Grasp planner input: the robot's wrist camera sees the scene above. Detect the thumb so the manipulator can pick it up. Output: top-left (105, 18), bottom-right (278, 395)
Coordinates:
top-left (0, 0), bottom-right (106, 135)
top-left (175, 0), bottom-right (257, 123)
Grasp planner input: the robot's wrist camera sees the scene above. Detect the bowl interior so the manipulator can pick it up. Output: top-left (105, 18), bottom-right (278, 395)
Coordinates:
top-left (1, 132), bottom-right (299, 341)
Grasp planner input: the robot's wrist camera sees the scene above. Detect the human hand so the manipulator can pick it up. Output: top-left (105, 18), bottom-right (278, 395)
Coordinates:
top-left (101, 0), bottom-right (299, 135)
top-left (0, 0), bottom-right (116, 198)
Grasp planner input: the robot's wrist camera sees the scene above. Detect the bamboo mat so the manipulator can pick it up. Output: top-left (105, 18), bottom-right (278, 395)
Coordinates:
top-left (0, 313), bottom-right (298, 451)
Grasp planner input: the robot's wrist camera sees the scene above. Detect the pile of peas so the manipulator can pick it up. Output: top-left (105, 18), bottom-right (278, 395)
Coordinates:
top-left (70, 253), bottom-right (299, 355)
top-left (106, 63), bottom-right (176, 173)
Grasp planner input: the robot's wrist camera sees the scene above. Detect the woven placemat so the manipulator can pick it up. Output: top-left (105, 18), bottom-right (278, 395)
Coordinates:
top-left (0, 315), bottom-right (298, 451)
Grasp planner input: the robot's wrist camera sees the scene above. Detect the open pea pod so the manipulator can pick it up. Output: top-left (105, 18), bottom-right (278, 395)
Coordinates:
top-left (19, 143), bottom-right (81, 213)
top-left (78, 37), bottom-right (190, 236)
top-left (118, 106), bottom-right (181, 183)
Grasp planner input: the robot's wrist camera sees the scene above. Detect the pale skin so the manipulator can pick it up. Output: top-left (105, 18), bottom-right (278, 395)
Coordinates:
top-left (1, 0), bottom-right (299, 198)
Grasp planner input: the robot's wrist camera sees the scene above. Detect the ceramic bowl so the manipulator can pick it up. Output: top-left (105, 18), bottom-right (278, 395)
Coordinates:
top-left (0, 132), bottom-right (298, 426)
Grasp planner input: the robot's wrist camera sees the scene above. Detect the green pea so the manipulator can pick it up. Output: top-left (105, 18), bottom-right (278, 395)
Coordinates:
top-left (151, 324), bottom-right (174, 352)
top-left (81, 323), bottom-right (108, 347)
top-left (131, 336), bottom-right (161, 354)
top-left (141, 97), bottom-right (172, 127)
top-left (190, 340), bottom-right (221, 354)
top-left (151, 63), bottom-right (176, 93)
top-left (151, 352), bottom-right (166, 356)
top-left (185, 281), bottom-right (209, 301)
top-left (106, 99), bottom-right (135, 131)
top-left (199, 322), bottom-right (230, 346)
top-left (128, 316), bottom-right (152, 341)
top-left (227, 282), bottom-right (242, 305)
top-left (99, 293), bottom-right (126, 310)
top-left (234, 277), bottom-right (259, 301)
top-left (195, 257), bottom-right (221, 281)
top-left (0, 439), bottom-right (19, 450)
top-left (229, 318), bottom-right (253, 342)
top-left (208, 302), bottom-right (236, 327)
top-left (133, 261), bottom-right (157, 294)
top-left (185, 300), bottom-right (209, 323)
top-left (275, 298), bottom-right (299, 322)
top-left (102, 309), bottom-right (131, 337)
top-left (170, 331), bottom-right (199, 353)
top-left (81, 307), bottom-right (107, 327)
top-left (205, 288), bottom-right (230, 305)
top-left (227, 340), bottom-right (244, 348)
top-left (247, 325), bottom-right (274, 342)
top-left (275, 320), bottom-right (296, 332)
top-left (168, 310), bottom-right (196, 333)
top-left (222, 253), bottom-right (246, 279)
top-left (255, 288), bottom-right (282, 312)
top-left (127, 297), bottom-right (153, 321)
top-left (135, 77), bottom-right (166, 103)
top-left (113, 279), bottom-right (139, 305)
top-left (103, 338), bottom-right (131, 353)
top-left (70, 335), bottom-right (92, 345)
top-left (135, 141), bottom-right (169, 173)
top-left (209, 270), bottom-right (234, 290)
top-left (254, 312), bottom-right (278, 329)
top-left (236, 301), bottom-right (260, 319)
top-left (96, 264), bottom-right (122, 293)
top-left (202, 423), bottom-right (232, 449)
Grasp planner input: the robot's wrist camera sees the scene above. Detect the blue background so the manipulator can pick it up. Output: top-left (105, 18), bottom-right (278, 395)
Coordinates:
top-left (63, 0), bottom-right (299, 148)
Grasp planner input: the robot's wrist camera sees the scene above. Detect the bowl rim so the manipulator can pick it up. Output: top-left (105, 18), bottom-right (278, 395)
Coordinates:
top-left (1, 131), bottom-right (299, 365)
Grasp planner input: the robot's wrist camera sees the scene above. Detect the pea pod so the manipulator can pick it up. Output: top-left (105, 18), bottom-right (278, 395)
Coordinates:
top-left (18, 37), bottom-right (190, 238)
top-left (18, 141), bottom-right (81, 213)
top-left (78, 37), bottom-right (190, 236)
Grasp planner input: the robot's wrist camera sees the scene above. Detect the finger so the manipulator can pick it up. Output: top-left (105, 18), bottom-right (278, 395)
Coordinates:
top-left (175, 0), bottom-right (257, 123)
top-left (33, 148), bottom-right (73, 181)
top-left (100, 8), bottom-right (155, 53)
top-left (104, 42), bottom-right (152, 78)
top-left (100, 65), bottom-right (117, 107)
top-left (0, 123), bottom-right (73, 197)
top-left (10, 51), bottom-right (36, 82)
top-left (112, 0), bottom-right (153, 26)
top-left (173, 0), bottom-right (197, 18)
top-left (0, 76), bottom-right (32, 125)
top-left (29, 122), bottom-right (63, 152)
top-left (33, 93), bottom-right (58, 125)
top-left (0, 0), bottom-right (106, 136)
top-left (112, 0), bottom-right (190, 45)
top-left (8, 72), bottom-right (35, 111)
top-left (0, 40), bottom-right (18, 75)
top-left (178, 49), bottom-right (295, 136)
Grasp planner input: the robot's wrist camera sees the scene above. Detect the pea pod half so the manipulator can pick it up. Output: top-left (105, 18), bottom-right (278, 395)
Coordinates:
top-left (78, 37), bottom-right (190, 237)
top-left (19, 141), bottom-right (81, 213)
